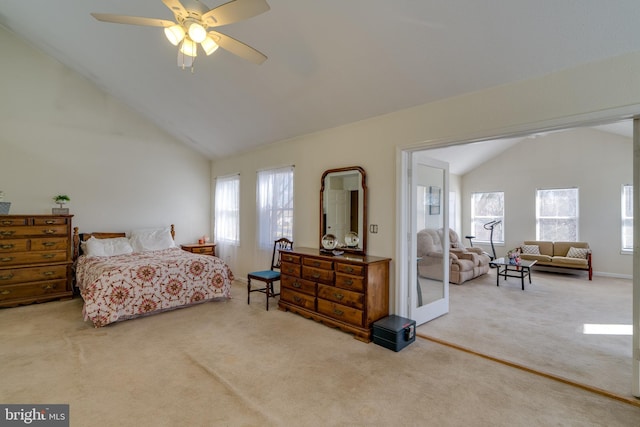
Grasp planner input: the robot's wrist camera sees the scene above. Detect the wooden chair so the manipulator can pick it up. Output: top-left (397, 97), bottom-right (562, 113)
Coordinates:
top-left (247, 238), bottom-right (293, 310)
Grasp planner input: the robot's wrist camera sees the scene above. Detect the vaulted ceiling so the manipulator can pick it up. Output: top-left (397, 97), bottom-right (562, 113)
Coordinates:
top-left (1, 1), bottom-right (639, 159)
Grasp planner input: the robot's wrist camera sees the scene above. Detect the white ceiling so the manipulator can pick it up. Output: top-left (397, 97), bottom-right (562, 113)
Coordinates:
top-left (1, 1), bottom-right (640, 160)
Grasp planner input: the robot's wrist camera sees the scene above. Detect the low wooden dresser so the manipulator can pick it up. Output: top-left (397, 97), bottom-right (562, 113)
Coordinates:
top-left (278, 247), bottom-right (390, 342)
top-left (0, 214), bottom-right (74, 307)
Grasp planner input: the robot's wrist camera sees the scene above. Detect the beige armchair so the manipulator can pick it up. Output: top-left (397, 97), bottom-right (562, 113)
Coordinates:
top-left (417, 228), bottom-right (490, 285)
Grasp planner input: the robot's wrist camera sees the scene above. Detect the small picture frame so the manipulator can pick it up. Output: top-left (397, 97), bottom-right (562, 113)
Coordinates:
top-left (428, 186), bottom-right (441, 215)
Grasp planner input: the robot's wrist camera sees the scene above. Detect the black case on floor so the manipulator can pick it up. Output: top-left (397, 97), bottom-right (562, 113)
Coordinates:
top-left (372, 315), bottom-right (416, 352)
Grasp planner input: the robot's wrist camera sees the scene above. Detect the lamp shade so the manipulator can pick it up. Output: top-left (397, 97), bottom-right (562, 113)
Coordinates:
top-left (180, 38), bottom-right (198, 57)
top-left (164, 25), bottom-right (185, 46)
top-left (188, 22), bottom-right (207, 43)
top-left (201, 37), bottom-right (219, 55)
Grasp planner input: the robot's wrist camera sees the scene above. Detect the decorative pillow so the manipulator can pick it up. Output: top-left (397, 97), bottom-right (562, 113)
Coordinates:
top-left (567, 246), bottom-right (589, 259)
top-left (129, 226), bottom-right (176, 252)
top-left (521, 244), bottom-right (540, 255)
top-left (85, 237), bottom-right (134, 257)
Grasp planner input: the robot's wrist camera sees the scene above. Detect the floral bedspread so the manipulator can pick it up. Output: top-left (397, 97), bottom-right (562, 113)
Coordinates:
top-left (76, 247), bottom-right (233, 327)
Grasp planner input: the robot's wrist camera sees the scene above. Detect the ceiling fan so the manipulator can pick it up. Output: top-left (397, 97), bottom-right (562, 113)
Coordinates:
top-left (91, 0), bottom-right (270, 70)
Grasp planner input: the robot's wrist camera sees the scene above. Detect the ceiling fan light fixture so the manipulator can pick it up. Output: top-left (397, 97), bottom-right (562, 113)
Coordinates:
top-left (179, 38), bottom-right (198, 57)
top-left (188, 22), bottom-right (207, 43)
top-left (164, 24), bottom-right (185, 46)
top-left (201, 37), bottom-right (219, 55)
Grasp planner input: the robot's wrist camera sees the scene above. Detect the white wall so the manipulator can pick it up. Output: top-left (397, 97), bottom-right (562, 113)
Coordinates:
top-left (462, 128), bottom-right (633, 277)
top-left (0, 27), bottom-right (211, 245)
top-left (213, 51), bottom-right (640, 307)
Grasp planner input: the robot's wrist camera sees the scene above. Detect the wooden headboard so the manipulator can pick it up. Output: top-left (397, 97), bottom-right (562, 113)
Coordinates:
top-left (72, 225), bottom-right (175, 260)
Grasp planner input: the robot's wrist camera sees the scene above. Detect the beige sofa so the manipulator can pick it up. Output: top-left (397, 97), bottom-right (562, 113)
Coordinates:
top-left (417, 228), bottom-right (491, 285)
top-left (519, 240), bottom-right (592, 280)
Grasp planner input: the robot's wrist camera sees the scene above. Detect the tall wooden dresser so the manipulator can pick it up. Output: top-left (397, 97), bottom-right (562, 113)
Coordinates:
top-left (278, 247), bottom-right (390, 342)
top-left (0, 215), bottom-right (74, 307)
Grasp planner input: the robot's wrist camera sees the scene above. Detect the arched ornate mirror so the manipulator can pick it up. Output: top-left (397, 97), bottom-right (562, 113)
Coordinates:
top-left (320, 166), bottom-right (367, 255)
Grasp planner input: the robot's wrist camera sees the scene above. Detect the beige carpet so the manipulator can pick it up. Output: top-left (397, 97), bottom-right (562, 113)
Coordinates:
top-left (419, 268), bottom-right (634, 398)
top-left (1, 281), bottom-right (640, 426)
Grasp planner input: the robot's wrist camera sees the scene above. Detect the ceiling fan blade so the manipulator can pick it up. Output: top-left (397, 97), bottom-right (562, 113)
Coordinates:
top-left (201, 0), bottom-right (270, 28)
top-left (162, 0), bottom-right (188, 20)
top-left (91, 13), bottom-right (174, 28)
top-left (208, 31), bottom-right (267, 64)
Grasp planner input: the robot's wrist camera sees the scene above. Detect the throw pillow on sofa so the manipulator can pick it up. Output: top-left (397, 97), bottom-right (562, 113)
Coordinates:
top-left (566, 247), bottom-right (589, 259)
top-left (521, 244), bottom-right (540, 255)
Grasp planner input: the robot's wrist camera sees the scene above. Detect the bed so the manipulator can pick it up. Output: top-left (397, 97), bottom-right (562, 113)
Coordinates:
top-left (73, 225), bottom-right (233, 327)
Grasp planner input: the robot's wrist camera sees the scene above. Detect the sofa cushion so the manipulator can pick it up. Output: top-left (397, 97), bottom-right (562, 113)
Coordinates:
top-left (520, 253), bottom-right (553, 263)
top-left (553, 241), bottom-right (589, 257)
top-left (521, 244), bottom-right (540, 255)
top-left (552, 256), bottom-right (589, 268)
top-left (523, 240), bottom-right (554, 256)
top-left (566, 246), bottom-right (589, 259)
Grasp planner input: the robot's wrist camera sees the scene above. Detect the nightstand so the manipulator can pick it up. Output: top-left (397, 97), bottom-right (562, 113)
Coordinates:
top-left (181, 243), bottom-right (216, 257)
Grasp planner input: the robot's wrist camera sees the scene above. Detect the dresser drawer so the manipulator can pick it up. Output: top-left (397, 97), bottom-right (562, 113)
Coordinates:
top-left (303, 257), bottom-right (333, 270)
top-left (318, 284), bottom-right (363, 309)
top-left (281, 288), bottom-right (315, 310)
top-left (335, 273), bottom-right (364, 292)
top-left (0, 225), bottom-right (68, 238)
top-left (0, 251), bottom-right (68, 266)
top-left (280, 262), bottom-right (301, 277)
top-left (335, 263), bottom-right (365, 276)
top-left (0, 265), bottom-right (68, 285)
top-left (302, 266), bottom-right (334, 284)
top-left (31, 238), bottom-right (68, 251)
top-left (33, 217), bottom-right (70, 226)
top-left (0, 218), bottom-right (28, 226)
top-left (281, 274), bottom-right (315, 295)
top-left (280, 253), bottom-right (300, 264)
top-left (317, 299), bottom-right (364, 326)
top-left (191, 246), bottom-right (214, 255)
top-left (0, 239), bottom-right (28, 252)
top-left (0, 280), bottom-right (69, 303)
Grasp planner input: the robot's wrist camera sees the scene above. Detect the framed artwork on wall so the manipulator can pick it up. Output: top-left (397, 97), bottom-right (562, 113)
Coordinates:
top-left (429, 186), bottom-right (441, 215)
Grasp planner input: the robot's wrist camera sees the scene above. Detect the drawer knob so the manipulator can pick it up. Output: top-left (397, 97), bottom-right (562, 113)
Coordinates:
top-left (344, 279), bottom-right (353, 286)
top-left (0, 244), bottom-right (14, 249)
top-left (312, 273), bottom-right (320, 279)
top-left (0, 257), bottom-right (13, 262)
top-left (293, 296), bottom-right (302, 303)
top-left (333, 308), bottom-right (344, 316)
top-left (43, 229), bottom-right (56, 235)
top-left (42, 242), bottom-right (56, 247)
top-left (0, 231), bottom-right (15, 236)
top-left (0, 274), bottom-right (14, 280)
top-left (333, 293), bottom-right (344, 300)
top-left (345, 267), bottom-right (354, 273)
top-left (45, 220), bottom-right (56, 224)
top-left (42, 254), bottom-right (56, 259)
top-left (292, 281), bottom-right (301, 289)
top-left (1, 290), bottom-right (10, 295)
top-left (312, 261), bottom-right (320, 267)
top-left (42, 284), bottom-right (55, 290)
top-left (43, 271), bottom-right (55, 276)
top-left (1, 220), bottom-right (13, 225)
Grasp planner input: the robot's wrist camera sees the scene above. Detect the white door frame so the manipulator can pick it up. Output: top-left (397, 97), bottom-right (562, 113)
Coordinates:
top-left (395, 106), bottom-right (640, 396)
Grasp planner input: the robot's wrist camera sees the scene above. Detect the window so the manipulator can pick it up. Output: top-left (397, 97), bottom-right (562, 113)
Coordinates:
top-left (536, 188), bottom-right (579, 241)
top-left (257, 166), bottom-right (294, 249)
top-left (470, 192), bottom-right (504, 243)
top-left (622, 184), bottom-right (633, 252)
top-left (214, 174), bottom-right (240, 246)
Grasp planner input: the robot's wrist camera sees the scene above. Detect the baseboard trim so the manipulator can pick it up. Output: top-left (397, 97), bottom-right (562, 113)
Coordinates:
top-left (417, 333), bottom-right (640, 408)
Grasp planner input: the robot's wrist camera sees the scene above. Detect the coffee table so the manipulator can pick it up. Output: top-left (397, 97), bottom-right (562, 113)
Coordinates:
top-left (491, 258), bottom-right (537, 290)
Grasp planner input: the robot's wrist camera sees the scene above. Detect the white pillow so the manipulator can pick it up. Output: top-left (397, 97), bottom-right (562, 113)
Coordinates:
top-left (567, 246), bottom-right (589, 259)
top-left (85, 237), bottom-right (134, 257)
top-left (129, 226), bottom-right (176, 252)
top-left (521, 244), bottom-right (540, 255)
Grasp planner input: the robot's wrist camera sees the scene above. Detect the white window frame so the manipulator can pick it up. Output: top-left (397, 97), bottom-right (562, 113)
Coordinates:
top-left (257, 166), bottom-right (294, 249)
top-left (622, 184), bottom-right (633, 253)
top-left (214, 174), bottom-right (240, 246)
top-left (470, 191), bottom-right (504, 244)
top-left (536, 187), bottom-right (579, 241)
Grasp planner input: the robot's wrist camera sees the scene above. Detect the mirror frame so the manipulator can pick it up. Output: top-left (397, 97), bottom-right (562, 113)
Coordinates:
top-left (319, 166), bottom-right (367, 255)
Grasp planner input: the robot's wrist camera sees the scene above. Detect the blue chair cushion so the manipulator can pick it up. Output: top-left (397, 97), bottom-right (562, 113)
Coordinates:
top-left (248, 270), bottom-right (281, 280)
